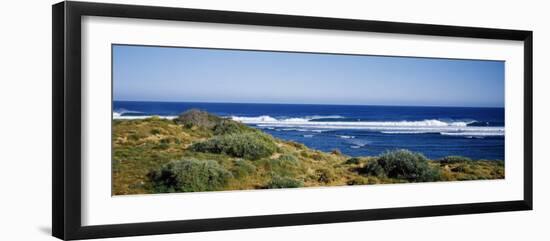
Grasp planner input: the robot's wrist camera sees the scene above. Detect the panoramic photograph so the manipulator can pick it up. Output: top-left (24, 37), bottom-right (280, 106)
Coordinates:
top-left (112, 44), bottom-right (505, 195)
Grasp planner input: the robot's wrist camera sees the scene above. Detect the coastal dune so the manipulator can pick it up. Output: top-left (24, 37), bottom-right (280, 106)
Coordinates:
top-left (112, 109), bottom-right (504, 195)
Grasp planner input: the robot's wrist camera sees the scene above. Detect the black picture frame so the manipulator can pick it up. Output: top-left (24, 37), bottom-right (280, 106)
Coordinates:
top-left (52, 1), bottom-right (533, 240)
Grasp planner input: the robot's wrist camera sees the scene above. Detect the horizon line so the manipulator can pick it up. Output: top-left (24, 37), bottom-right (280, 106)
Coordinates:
top-left (113, 99), bottom-right (504, 109)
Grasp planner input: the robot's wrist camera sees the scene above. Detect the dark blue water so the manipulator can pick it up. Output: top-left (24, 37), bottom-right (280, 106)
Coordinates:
top-left (114, 101), bottom-right (505, 161)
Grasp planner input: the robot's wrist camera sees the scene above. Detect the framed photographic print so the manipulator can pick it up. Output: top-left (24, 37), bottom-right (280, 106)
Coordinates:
top-left (52, 1), bottom-right (533, 240)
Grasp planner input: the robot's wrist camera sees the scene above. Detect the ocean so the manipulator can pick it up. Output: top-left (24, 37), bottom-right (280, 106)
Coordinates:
top-left (113, 101), bottom-right (505, 161)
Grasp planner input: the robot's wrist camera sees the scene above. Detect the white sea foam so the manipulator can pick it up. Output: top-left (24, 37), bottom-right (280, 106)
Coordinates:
top-left (113, 115), bottom-right (178, 120)
top-left (348, 139), bottom-right (369, 147)
top-left (112, 109), bottom-right (178, 120)
top-left (281, 128), bottom-right (312, 132)
top-left (307, 115), bottom-right (345, 120)
top-left (232, 115), bottom-right (474, 127)
top-left (310, 130), bottom-right (326, 133)
top-left (231, 115), bottom-right (504, 137)
top-left (231, 115), bottom-right (279, 122)
top-left (380, 131), bottom-right (432, 134)
top-left (112, 113), bottom-right (504, 137)
top-left (350, 142), bottom-right (367, 148)
top-left (113, 109), bottom-right (144, 117)
top-left (440, 131), bottom-right (504, 136)
top-left (230, 115), bottom-right (343, 123)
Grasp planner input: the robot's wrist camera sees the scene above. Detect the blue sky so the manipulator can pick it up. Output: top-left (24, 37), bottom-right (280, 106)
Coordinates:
top-left (113, 45), bottom-right (504, 107)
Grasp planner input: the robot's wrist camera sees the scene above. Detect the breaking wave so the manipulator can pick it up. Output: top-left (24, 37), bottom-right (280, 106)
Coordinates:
top-left (231, 115), bottom-right (503, 137)
top-left (112, 109), bottom-right (176, 120)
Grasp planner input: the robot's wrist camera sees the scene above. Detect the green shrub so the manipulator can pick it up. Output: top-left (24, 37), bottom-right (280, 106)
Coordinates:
top-left (213, 120), bottom-right (253, 135)
top-left (439, 155), bottom-right (472, 164)
top-left (266, 175), bottom-right (303, 189)
top-left (345, 157), bottom-right (361, 165)
top-left (364, 149), bottom-right (440, 182)
top-left (148, 159), bottom-right (232, 193)
top-left (362, 160), bottom-right (386, 177)
top-left (191, 132), bottom-right (277, 160)
top-left (175, 109), bottom-right (222, 128)
top-left (232, 159), bottom-right (257, 178)
top-left (267, 154), bottom-right (300, 177)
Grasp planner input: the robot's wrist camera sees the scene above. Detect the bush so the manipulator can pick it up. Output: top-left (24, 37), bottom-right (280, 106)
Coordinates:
top-left (439, 155), bottom-right (472, 164)
top-left (267, 154), bottom-right (300, 177)
top-left (266, 175), bottom-right (303, 189)
top-left (148, 159), bottom-right (232, 193)
top-left (363, 149), bottom-right (440, 182)
top-left (362, 160), bottom-right (386, 177)
top-left (232, 159), bottom-right (257, 178)
top-left (175, 109), bottom-right (222, 128)
top-left (191, 132), bottom-right (277, 160)
top-left (345, 157), bottom-right (362, 165)
top-left (213, 120), bottom-right (252, 135)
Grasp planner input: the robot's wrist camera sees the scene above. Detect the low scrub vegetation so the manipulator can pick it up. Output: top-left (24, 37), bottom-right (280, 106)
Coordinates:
top-left (112, 111), bottom-right (505, 195)
top-left (148, 159), bottom-right (232, 193)
top-left (175, 109), bottom-right (222, 128)
top-left (231, 159), bottom-right (257, 178)
top-left (362, 149), bottom-right (441, 182)
top-left (439, 155), bottom-right (472, 164)
top-left (438, 160), bottom-right (504, 181)
top-left (271, 154), bottom-right (299, 166)
top-left (344, 157), bottom-right (362, 165)
top-left (191, 132), bottom-right (278, 160)
top-left (265, 154), bottom-right (301, 177)
top-left (266, 175), bottom-right (304, 189)
top-left (213, 120), bottom-right (254, 135)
